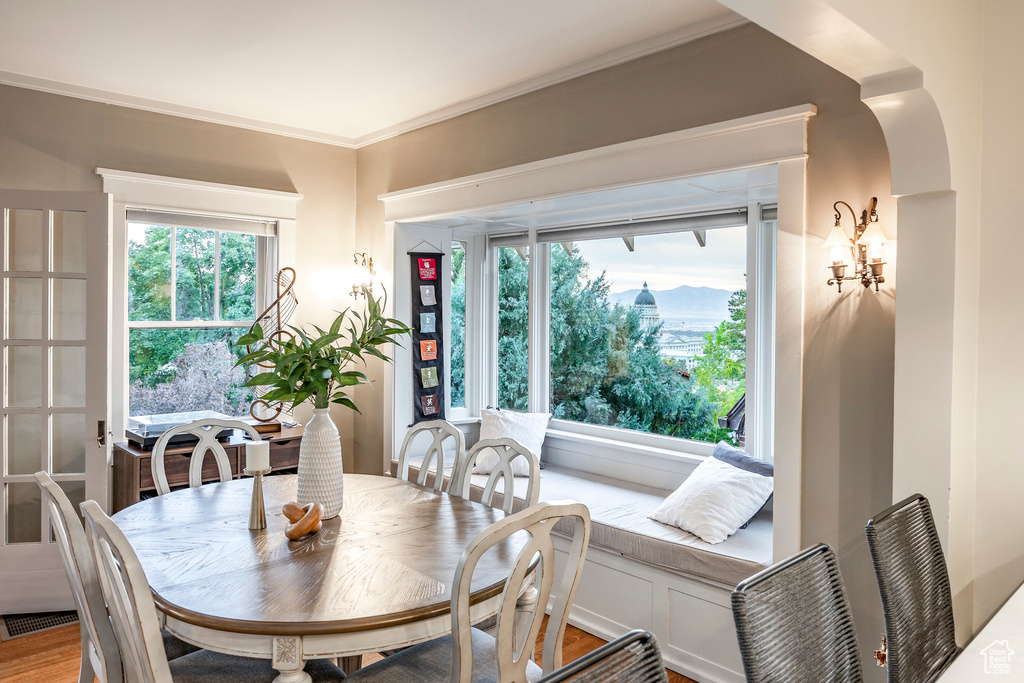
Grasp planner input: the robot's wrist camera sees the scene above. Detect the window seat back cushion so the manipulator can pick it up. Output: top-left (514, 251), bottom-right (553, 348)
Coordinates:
top-left (471, 409), bottom-right (549, 476)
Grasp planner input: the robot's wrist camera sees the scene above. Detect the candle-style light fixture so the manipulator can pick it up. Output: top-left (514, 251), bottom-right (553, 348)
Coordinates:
top-left (822, 196), bottom-right (887, 292)
top-left (351, 252), bottom-right (375, 299)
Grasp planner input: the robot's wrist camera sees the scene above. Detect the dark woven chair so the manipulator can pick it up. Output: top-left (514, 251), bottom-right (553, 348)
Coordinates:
top-left (732, 543), bottom-right (863, 683)
top-left (536, 630), bottom-right (669, 683)
top-left (866, 494), bottom-right (962, 683)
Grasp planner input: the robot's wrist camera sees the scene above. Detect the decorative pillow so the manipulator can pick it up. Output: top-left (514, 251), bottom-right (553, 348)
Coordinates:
top-left (649, 456), bottom-right (774, 544)
top-left (472, 409), bottom-right (550, 476)
top-left (711, 441), bottom-right (773, 528)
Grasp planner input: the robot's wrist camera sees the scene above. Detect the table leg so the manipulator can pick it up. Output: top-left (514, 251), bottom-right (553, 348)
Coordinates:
top-left (272, 636), bottom-right (312, 683)
top-left (339, 655), bottom-right (363, 674)
top-left (514, 583), bottom-right (540, 657)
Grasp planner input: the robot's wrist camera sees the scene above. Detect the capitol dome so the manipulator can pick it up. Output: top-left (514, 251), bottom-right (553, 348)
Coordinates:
top-left (633, 282), bottom-right (660, 329)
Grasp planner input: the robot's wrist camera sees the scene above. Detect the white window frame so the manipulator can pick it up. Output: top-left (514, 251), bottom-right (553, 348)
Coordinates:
top-left (381, 105), bottom-right (813, 560)
top-left (96, 168), bottom-right (300, 444)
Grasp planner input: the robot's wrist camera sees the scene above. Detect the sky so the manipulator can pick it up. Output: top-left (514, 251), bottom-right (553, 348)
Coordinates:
top-left (573, 225), bottom-right (747, 293)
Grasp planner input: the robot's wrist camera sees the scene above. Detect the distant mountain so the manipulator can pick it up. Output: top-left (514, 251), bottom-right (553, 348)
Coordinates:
top-left (609, 284), bottom-right (733, 321)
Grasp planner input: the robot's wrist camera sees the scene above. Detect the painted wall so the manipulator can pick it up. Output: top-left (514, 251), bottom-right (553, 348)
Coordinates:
top-left (356, 23), bottom-right (894, 675)
top-left (0, 84), bottom-right (361, 466)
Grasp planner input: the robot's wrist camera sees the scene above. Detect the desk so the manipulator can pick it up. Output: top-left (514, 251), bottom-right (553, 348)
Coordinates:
top-left (111, 474), bottom-right (527, 683)
top-left (111, 425), bottom-right (303, 512)
top-left (937, 579), bottom-right (1024, 680)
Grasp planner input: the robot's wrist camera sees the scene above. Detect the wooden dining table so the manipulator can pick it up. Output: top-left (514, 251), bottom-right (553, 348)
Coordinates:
top-left (111, 473), bottom-right (531, 683)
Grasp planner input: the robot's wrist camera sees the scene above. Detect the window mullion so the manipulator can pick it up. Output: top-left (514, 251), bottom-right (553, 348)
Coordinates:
top-left (169, 227), bottom-right (177, 322)
top-left (214, 231), bottom-right (221, 321)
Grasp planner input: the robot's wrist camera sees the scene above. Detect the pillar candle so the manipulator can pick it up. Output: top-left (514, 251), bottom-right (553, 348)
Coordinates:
top-left (246, 440), bottom-right (270, 471)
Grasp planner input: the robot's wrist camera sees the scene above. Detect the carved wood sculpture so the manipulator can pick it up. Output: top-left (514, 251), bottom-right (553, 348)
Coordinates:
top-left (283, 501), bottom-right (323, 540)
top-left (247, 267), bottom-right (298, 422)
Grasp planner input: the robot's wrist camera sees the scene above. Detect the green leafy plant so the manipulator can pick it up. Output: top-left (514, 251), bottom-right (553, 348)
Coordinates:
top-left (235, 294), bottom-right (410, 413)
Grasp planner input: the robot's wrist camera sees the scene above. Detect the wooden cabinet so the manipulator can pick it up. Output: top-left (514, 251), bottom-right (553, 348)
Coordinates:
top-left (112, 426), bottom-right (303, 512)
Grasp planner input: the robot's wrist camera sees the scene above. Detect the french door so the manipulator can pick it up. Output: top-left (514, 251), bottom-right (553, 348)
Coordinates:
top-left (0, 190), bottom-right (110, 613)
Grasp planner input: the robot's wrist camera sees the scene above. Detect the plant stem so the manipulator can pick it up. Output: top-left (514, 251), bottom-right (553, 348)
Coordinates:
top-left (313, 391), bottom-right (331, 410)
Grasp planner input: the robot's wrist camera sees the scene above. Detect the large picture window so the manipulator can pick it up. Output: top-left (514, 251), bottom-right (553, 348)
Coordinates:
top-left (547, 227), bottom-right (747, 445)
top-left (126, 211), bottom-right (276, 417)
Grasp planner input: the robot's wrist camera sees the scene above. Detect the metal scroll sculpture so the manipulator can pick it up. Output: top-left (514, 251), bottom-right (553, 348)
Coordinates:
top-left (246, 267), bottom-right (298, 421)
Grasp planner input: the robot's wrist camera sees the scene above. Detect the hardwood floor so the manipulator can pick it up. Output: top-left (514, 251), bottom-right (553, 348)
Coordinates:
top-left (0, 620), bottom-right (696, 682)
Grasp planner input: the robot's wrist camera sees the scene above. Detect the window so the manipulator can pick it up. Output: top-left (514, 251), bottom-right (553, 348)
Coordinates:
top-left (126, 211), bottom-right (275, 416)
top-left (485, 205), bottom-right (770, 456)
top-left (496, 245), bottom-right (529, 411)
top-left (546, 228), bottom-right (747, 445)
top-left (450, 241), bottom-right (467, 409)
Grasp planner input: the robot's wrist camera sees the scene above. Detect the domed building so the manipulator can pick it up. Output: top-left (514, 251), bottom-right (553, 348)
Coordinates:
top-left (633, 282), bottom-right (661, 329)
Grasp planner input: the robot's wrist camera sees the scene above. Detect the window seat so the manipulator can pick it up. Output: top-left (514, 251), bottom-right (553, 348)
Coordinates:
top-left (388, 459), bottom-right (772, 587)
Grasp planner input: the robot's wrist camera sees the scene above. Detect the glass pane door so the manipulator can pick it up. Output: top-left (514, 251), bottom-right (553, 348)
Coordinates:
top-left (0, 191), bottom-right (109, 613)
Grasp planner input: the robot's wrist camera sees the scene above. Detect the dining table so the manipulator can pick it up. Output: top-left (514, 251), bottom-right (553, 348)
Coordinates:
top-left (111, 473), bottom-right (532, 683)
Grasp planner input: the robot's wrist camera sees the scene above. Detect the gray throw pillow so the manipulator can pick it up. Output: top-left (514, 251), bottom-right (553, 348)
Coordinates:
top-left (711, 441), bottom-right (773, 528)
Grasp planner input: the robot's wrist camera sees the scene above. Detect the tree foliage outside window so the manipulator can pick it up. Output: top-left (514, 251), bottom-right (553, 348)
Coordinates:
top-left (128, 222), bottom-right (260, 416)
top-left (450, 243), bottom-right (466, 408)
top-left (495, 242), bottom-right (745, 445)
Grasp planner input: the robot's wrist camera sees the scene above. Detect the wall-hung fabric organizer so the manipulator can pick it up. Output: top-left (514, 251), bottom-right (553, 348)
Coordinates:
top-left (410, 251), bottom-right (445, 422)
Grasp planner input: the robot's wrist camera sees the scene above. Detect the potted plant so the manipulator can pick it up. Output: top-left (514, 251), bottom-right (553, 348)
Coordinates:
top-left (236, 294), bottom-right (410, 518)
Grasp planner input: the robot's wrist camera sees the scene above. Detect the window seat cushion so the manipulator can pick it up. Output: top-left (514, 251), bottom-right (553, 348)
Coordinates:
top-left (390, 458), bottom-right (772, 586)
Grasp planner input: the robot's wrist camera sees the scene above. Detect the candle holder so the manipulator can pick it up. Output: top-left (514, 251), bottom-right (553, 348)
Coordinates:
top-left (244, 467), bottom-right (272, 530)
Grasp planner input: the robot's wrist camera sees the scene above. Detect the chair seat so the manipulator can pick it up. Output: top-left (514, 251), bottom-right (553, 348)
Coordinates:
top-left (163, 629), bottom-right (201, 660)
top-left (346, 628), bottom-right (543, 683)
top-left (168, 650), bottom-right (345, 682)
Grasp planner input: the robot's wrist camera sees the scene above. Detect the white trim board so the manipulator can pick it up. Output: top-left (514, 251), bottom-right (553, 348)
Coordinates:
top-left (379, 104), bottom-right (816, 222)
top-left (0, 15), bottom-right (747, 150)
top-left (96, 168), bottom-right (302, 220)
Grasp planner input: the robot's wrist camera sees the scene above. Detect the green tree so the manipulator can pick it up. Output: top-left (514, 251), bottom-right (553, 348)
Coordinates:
top-left (692, 288), bottom-right (746, 443)
top-left (450, 245), bottom-right (466, 407)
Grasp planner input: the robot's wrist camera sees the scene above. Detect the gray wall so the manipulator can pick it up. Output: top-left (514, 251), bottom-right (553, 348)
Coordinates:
top-left (0, 84), bottom-right (360, 461)
top-left (355, 23), bottom-right (894, 674)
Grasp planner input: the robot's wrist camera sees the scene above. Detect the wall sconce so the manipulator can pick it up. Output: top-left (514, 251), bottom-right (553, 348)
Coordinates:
top-left (351, 252), bottom-right (375, 299)
top-left (822, 197), bottom-right (888, 292)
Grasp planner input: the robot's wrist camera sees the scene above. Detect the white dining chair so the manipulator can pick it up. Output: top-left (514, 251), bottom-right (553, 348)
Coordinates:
top-left (80, 499), bottom-right (347, 683)
top-left (345, 500), bottom-right (592, 683)
top-left (452, 438), bottom-right (540, 514)
top-left (34, 472), bottom-right (198, 683)
top-left (395, 419), bottom-right (466, 493)
top-left (151, 418), bottom-right (264, 496)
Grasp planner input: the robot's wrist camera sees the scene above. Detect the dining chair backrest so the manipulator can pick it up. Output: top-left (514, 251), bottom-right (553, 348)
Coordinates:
top-left (452, 437), bottom-right (540, 514)
top-left (395, 419), bottom-right (466, 492)
top-left (732, 543), bottom-right (864, 683)
top-left (34, 472), bottom-right (122, 683)
top-left (866, 494), bottom-right (962, 683)
top-left (452, 500), bottom-right (591, 683)
top-left (82, 499), bottom-right (175, 683)
top-left (151, 418), bottom-right (263, 496)
top-left (535, 629), bottom-right (669, 683)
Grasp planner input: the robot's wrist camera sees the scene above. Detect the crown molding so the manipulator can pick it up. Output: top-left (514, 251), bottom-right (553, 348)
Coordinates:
top-left (0, 13), bottom-right (746, 150)
top-left (353, 14), bottom-right (749, 147)
top-left (0, 70), bottom-right (359, 148)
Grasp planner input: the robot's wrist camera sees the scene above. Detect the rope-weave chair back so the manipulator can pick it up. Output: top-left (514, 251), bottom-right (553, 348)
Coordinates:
top-left (535, 630), bottom-right (669, 683)
top-left (732, 543), bottom-right (864, 683)
top-left (395, 419), bottom-right (465, 492)
top-left (866, 494), bottom-right (961, 683)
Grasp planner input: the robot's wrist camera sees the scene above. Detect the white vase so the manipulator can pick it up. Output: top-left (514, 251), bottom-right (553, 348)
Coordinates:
top-left (296, 408), bottom-right (345, 519)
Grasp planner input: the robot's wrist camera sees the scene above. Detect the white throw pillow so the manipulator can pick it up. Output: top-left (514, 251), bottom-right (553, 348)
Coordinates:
top-left (472, 409), bottom-right (550, 476)
top-left (649, 456), bottom-right (774, 544)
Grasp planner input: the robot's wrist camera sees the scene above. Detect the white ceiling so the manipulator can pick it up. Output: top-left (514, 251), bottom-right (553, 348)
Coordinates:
top-left (412, 165), bottom-right (778, 232)
top-left (0, 0), bottom-right (742, 147)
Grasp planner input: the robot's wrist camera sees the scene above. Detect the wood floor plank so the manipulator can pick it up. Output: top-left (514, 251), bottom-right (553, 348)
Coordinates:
top-left (0, 619), bottom-right (696, 683)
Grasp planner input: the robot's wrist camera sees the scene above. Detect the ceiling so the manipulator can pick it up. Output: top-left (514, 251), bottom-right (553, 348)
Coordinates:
top-left (412, 165), bottom-right (778, 233)
top-left (0, 0), bottom-right (742, 147)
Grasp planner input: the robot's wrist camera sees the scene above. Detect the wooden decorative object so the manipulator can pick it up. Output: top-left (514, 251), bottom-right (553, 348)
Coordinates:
top-left (246, 267), bottom-right (298, 422)
top-left (283, 501), bottom-right (323, 540)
